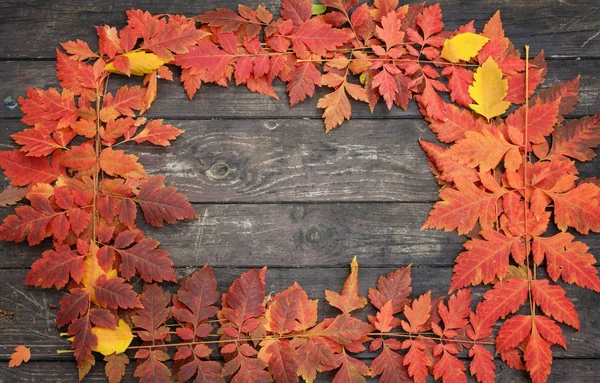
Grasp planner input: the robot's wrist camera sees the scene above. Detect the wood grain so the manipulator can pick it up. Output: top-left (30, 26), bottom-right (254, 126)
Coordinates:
top-left (0, 268), bottom-right (598, 361)
top-left (0, 359), bottom-right (599, 383)
top-left (1, 202), bottom-right (600, 269)
top-left (0, 0), bottom-right (599, 59)
top-left (0, 0), bottom-right (598, 381)
top-left (1, 60), bottom-right (598, 120)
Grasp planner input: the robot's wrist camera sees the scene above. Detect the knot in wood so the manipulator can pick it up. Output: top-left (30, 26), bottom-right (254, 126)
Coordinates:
top-left (206, 162), bottom-right (233, 180)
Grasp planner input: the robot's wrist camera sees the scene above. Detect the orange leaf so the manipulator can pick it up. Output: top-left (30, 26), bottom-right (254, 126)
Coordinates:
top-left (496, 315), bottom-right (532, 352)
top-left (422, 177), bottom-right (503, 235)
top-left (524, 324), bottom-right (553, 383)
top-left (325, 257), bottom-right (367, 314)
top-left (468, 345), bottom-right (496, 383)
top-left (451, 230), bottom-right (522, 291)
top-left (99, 147), bottom-right (147, 179)
top-left (401, 291), bottom-right (431, 333)
top-left (531, 279), bottom-right (579, 330)
top-left (8, 346), bottom-right (31, 368)
top-left (445, 126), bottom-right (517, 172)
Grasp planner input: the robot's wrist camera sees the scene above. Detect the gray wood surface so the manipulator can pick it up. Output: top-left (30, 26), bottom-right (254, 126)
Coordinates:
top-left (0, 0), bottom-right (599, 382)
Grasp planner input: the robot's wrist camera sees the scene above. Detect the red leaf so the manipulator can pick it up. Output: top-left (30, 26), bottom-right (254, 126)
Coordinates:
top-left (222, 344), bottom-right (270, 382)
top-left (419, 140), bottom-right (480, 185)
top-left (295, 337), bottom-right (338, 382)
top-left (135, 176), bottom-right (197, 227)
top-left (496, 315), bottom-right (532, 352)
top-left (134, 350), bottom-right (171, 383)
top-left (524, 324), bottom-right (552, 383)
top-left (287, 62), bottom-right (322, 106)
top-left (548, 182), bottom-right (600, 234)
top-left (319, 314), bottom-right (372, 351)
top-left (140, 20), bottom-right (208, 61)
top-left (535, 76), bottom-right (580, 119)
top-left (172, 265), bottom-right (219, 328)
top-left (133, 119), bottom-right (184, 146)
top-left (468, 345), bottom-right (496, 383)
top-left (531, 279), bottom-right (580, 329)
top-left (69, 316), bottom-right (97, 363)
top-left (533, 316), bottom-right (566, 348)
top-left (470, 278), bottom-right (529, 333)
top-left (422, 177), bottom-right (503, 235)
top-left (332, 351), bottom-right (370, 383)
top-left (438, 289), bottom-right (471, 331)
top-left (445, 126), bottom-right (517, 172)
top-left (117, 237), bottom-right (177, 283)
top-left (416, 4), bottom-right (443, 39)
top-left (56, 50), bottom-right (95, 96)
top-left (368, 265), bottom-right (412, 314)
top-left (444, 66), bottom-right (474, 107)
top-left (290, 18), bottom-right (353, 58)
top-left (132, 284), bottom-right (171, 342)
top-left (99, 147), bottom-right (147, 179)
top-left (280, 0), bottom-right (311, 28)
top-left (372, 69), bottom-right (398, 110)
top-left (371, 341), bottom-right (411, 382)
top-left (19, 88), bottom-right (78, 130)
top-left (403, 341), bottom-right (431, 383)
top-left (179, 358), bottom-right (224, 383)
top-left (505, 100), bottom-right (560, 144)
top-left (26, 245), bottom-right (84, 289)
top-left (221, 268), bottom-right (266, 333)
top-left (0, 196), bottom-right (57, 245)
top-left (60, 40), bottom-right (98, 61)
top-left (174, 39), bottom-right (234, 83)
top-left (57, 288), bottom-right (90, 327)
top-left (325, 257), bottom-right (367, 314)
top-left (401, 292), bottom-right (431, 333)
top-left (376, 10), bottom-right (405, 48)
top-left (505, 68), bottom-right (543, 104)
top-left (532, 233), bottom-right (600, 292)
top-left (94, 275), bottom-right (142, 310)
top-left (103, 85), bottom-right (145, 117)
top-left (260, 339), bottom-right (298, 383)
top-left (451, 230), bottom-right (522, 291)
top-left (105, 353), bottom-right (129, 383)
top-left (550, 114), bottom-right (600, 161)
top-left (433, 349), bottom-right (466, 383)
top-left (197, 8), bottom-right (247, 32)
top-left (0, 149), bottom-right (60, 186)
top-left (89, 308), bottom-right (117, 329)
top-left (266, 282), bottom-right (315, 334)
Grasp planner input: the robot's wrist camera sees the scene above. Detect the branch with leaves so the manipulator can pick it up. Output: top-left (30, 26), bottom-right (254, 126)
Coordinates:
top-left (1, 0), bottom-right (599, 383)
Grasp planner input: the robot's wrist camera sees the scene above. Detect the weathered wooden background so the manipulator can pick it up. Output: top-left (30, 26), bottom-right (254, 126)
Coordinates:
top-left (0, 0), bottom-right (599, 382)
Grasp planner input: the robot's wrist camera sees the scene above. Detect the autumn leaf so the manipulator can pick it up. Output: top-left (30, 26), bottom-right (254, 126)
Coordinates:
top-left (401, 291), bottom-right (431, 333)
top-left (8, 346), bottom-right (31, 368)
top-left (325, 257), bottom-right (368, 314)
top-left (91, 319), bottom-right (134, 356)
top-left (105, 353), bottom-right (129, 383)
top-left (441, 32), bottom-right (489, 63)
top-left (468, 56), bottom-right (510, 120)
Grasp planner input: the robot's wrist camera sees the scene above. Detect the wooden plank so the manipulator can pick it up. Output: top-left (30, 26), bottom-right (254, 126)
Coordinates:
top-left (1, 202), bottom-right (600, 269)
top-left (0, 359), bottom-right (598, 383)
top-left (0, 0), bottom-right (599, 59)
top-left (0, 268), bottom-right (598, 360)
top-left (0, 118), bottom-right (598, 204)
top-left (1, 59), bottom-right (598, 120)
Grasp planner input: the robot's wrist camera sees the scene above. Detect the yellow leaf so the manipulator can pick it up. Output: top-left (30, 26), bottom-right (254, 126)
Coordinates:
top-left (441, 32), bottom-right (489, 63)
top-left (105, 51), bottom-right (166, 76)
top-left (82, 242), bottom-right (117, 304)
top-left (468, 56), bottom-right (510, 120)
top-left (92, 320), bottom-right (133, 356)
